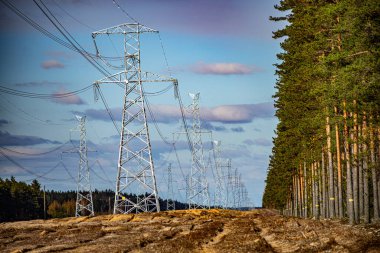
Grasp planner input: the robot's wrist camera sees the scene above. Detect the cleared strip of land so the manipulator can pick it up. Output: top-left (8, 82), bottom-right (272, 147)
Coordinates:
top-left (1, 209), bottom-right (379, 252)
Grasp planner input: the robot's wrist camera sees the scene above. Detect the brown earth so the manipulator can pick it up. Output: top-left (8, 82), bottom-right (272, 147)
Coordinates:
top-left (1, 209), bottom-right (380, 253)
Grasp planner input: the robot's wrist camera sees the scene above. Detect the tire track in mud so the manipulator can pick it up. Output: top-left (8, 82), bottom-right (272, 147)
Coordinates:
top-left (199, 212), bottom-right (274, 253)
top-left (199, 221), bottom-right (229, 253)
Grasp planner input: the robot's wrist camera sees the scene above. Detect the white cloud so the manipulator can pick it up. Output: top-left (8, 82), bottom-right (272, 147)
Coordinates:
top-left (191, 62), bottom-right (261, 75)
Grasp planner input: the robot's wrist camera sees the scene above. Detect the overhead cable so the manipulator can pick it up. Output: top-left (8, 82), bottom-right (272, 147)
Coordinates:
top-left (0, 84), bottom-right (92, 99)
top-left (0, 149), bottom-right (72, 181)
top-left (0, 141), bottom-right (70, 156)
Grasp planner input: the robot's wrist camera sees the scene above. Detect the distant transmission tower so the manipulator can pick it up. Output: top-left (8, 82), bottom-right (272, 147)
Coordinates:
top-left (188, 92), bottom-right (210, 209)
top-left (225, 159), bottom-right (233, 208)
top-left (213, 140), bottom-right (226, 208)
top-left (185, 174), bottom-right (190, 205)
top-left (236, 172), bottom-right (242, 209)
top-left (167, 163), bottom-right (175, 210)
top-left (93, 24), bottom-right (178, 214)
top-left (232, 168), bottom-right (239, 209)
top-left (73, 115), bottom-right (94, 217)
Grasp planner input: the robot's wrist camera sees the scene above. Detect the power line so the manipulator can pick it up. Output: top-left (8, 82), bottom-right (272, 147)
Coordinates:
top-left (0, 84), bottom-right (92, 99)
top-left (31, 0), bottom-right (121, 134)
top-left (93, 84), bottom-right (120, 134)
top-left (144, 84), bottom-right (173, 96)
top-left (112, 0), bottom-right (139, 23)
top-left (24, 161), bottom-right (64, 182)
top-left (94, 160), bottom-right (113, 183)
top-left (89, 166), bottom-right (113, 186)
top-left (0, 149), bottom-right (73, 181)
top-left (2, 0), bottom-right (122, 60)
top-left (144, 90), bottom-right (171, 146)
top-left (33, 0), bottom-right (113, 77)
top-left (60, 159), bottom-right (76, 181)
top-left (173, 143), bottom-right (188, 184)
top-left (158, 33), bottom-right (172, 77)
top-left (0, 94), bottom-right (68, 126)
top-left (0, 142), bottom-right (70, 156)
top-left (51, 0), bottom-right (96, 31)
top-left (0, 0), bottom-right (119, 60)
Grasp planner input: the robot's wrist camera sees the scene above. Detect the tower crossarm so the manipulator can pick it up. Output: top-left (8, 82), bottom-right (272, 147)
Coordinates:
top-left (92, 23), bottom-right (158, 36)
top-left (94, 71), bottom-right (177, 85)
top-left (92, 23), bottom-right (158, 57)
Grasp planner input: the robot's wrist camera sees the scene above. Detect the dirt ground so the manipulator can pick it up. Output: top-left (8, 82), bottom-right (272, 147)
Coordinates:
top-left (1, 209), bottom-right (380, 253)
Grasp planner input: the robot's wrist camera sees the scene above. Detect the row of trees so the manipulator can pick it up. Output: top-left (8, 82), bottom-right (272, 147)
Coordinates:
top-left (0, 177), bottom-right (43, 221)
top-left (0, 177), bottom-right (189, 221)
top-left (263, 0), bottom-right (380, 224)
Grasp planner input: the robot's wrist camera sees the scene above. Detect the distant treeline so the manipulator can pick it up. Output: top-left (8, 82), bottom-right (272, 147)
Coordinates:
top-left (0, 177), bottom-right (188, 222)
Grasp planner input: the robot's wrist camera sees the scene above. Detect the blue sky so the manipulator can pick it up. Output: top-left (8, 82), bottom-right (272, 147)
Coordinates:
top-left (0, 0), bottom-right (285, 206)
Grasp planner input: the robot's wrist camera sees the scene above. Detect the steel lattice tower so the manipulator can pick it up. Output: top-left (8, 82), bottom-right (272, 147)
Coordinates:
top-left (213, 140), bottom-right (226, 208)
top-left (185, 174), bottom-right (190, 205)
top-left (188, 93), bottom-right (210, 209)
top-left (74, 115), bottom-right (94, 217)
top-left (167, 163), bottom-right (175, 210)
top-left (232, 168), bottom-right (239, 209)
top-left (225, 159), bottom-right (233, 208)
top-left (92, 23), bottom-right (177, 214)
top-left (235, 172), bottom-right (242, 209)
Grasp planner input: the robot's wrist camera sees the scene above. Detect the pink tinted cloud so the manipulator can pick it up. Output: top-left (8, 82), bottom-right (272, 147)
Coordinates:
top-left (191, 62), bottom-right (259, 75)
top-left (51, 88), bottom-right (86, 105)
top-left (41, 60), bottom-right (64, 69)
top-left (83, 102), bottom-right (274, 124)
top-left (201, 103), bottom-right (273, 123)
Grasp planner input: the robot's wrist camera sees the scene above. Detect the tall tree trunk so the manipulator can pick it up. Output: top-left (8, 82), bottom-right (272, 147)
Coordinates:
top-left (343, 101), bottom-right (355, 224)
top-left (290, 190), bottom-right (293, 216)
top-left (299, 164), bottom-right (304, 218)
top-left (321, 150), bottom-right (327, 218)
top-left (334, 19), bottom-right (344, 219)
top-left (311, 162), bottom-right (315, 218)
top-left (312, 162), bottom-right (320, 219)
top-left (318, 160), bottom-right (323, 219)
top-left (359, 124), bottom-right (364, 219)
top-left (334, 163), bottom-right (339, 218)
top-left (369, 116), bottom-right (379, 221)
top-left (315, 162), bottom-right (320, 219)
top-left (299, 172), bottom-right (303, 217)
top-left (362, 113), bottom-right (370, 223)
top-left (304, 162), bottom-right (308, 218)
top-left (352, 103), bottom-right (360, 223)
top-left (295, 173), bottom-right (298, 217)
top-left (377, 123), bottom-right (380, 209)
top-left (333, 154), bottom-right (339, 218)
top-left (326, 112), bottom-right (335, 218)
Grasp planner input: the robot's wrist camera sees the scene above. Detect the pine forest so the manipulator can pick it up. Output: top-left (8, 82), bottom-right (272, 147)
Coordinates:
top-left (263, 0), bottom-right (380, 224)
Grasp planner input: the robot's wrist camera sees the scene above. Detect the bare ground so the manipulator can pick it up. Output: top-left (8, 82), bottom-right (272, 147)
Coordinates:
top-left (1, 209), bottom-right (379, 253)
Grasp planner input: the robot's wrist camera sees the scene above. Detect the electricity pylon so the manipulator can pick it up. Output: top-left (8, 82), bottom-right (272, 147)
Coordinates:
top-left (167, 163), bottom-right (175, 210)
top-left (185, 174), bottom-right (190, 205)
top-left (225, 159), bottom-right (233, 208)
top-left (188, 92), bottom-right (210, 209)
top-left (92, 23), bottom-right (178, 214)
top-left (213, 140), bottom-right (226, 208)
top-left (235, 172), bottom-right (242, 209)
top-left (73, 115), bottom-right (94, 217)
top-left (232, 168), bottom-right (240, 209)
